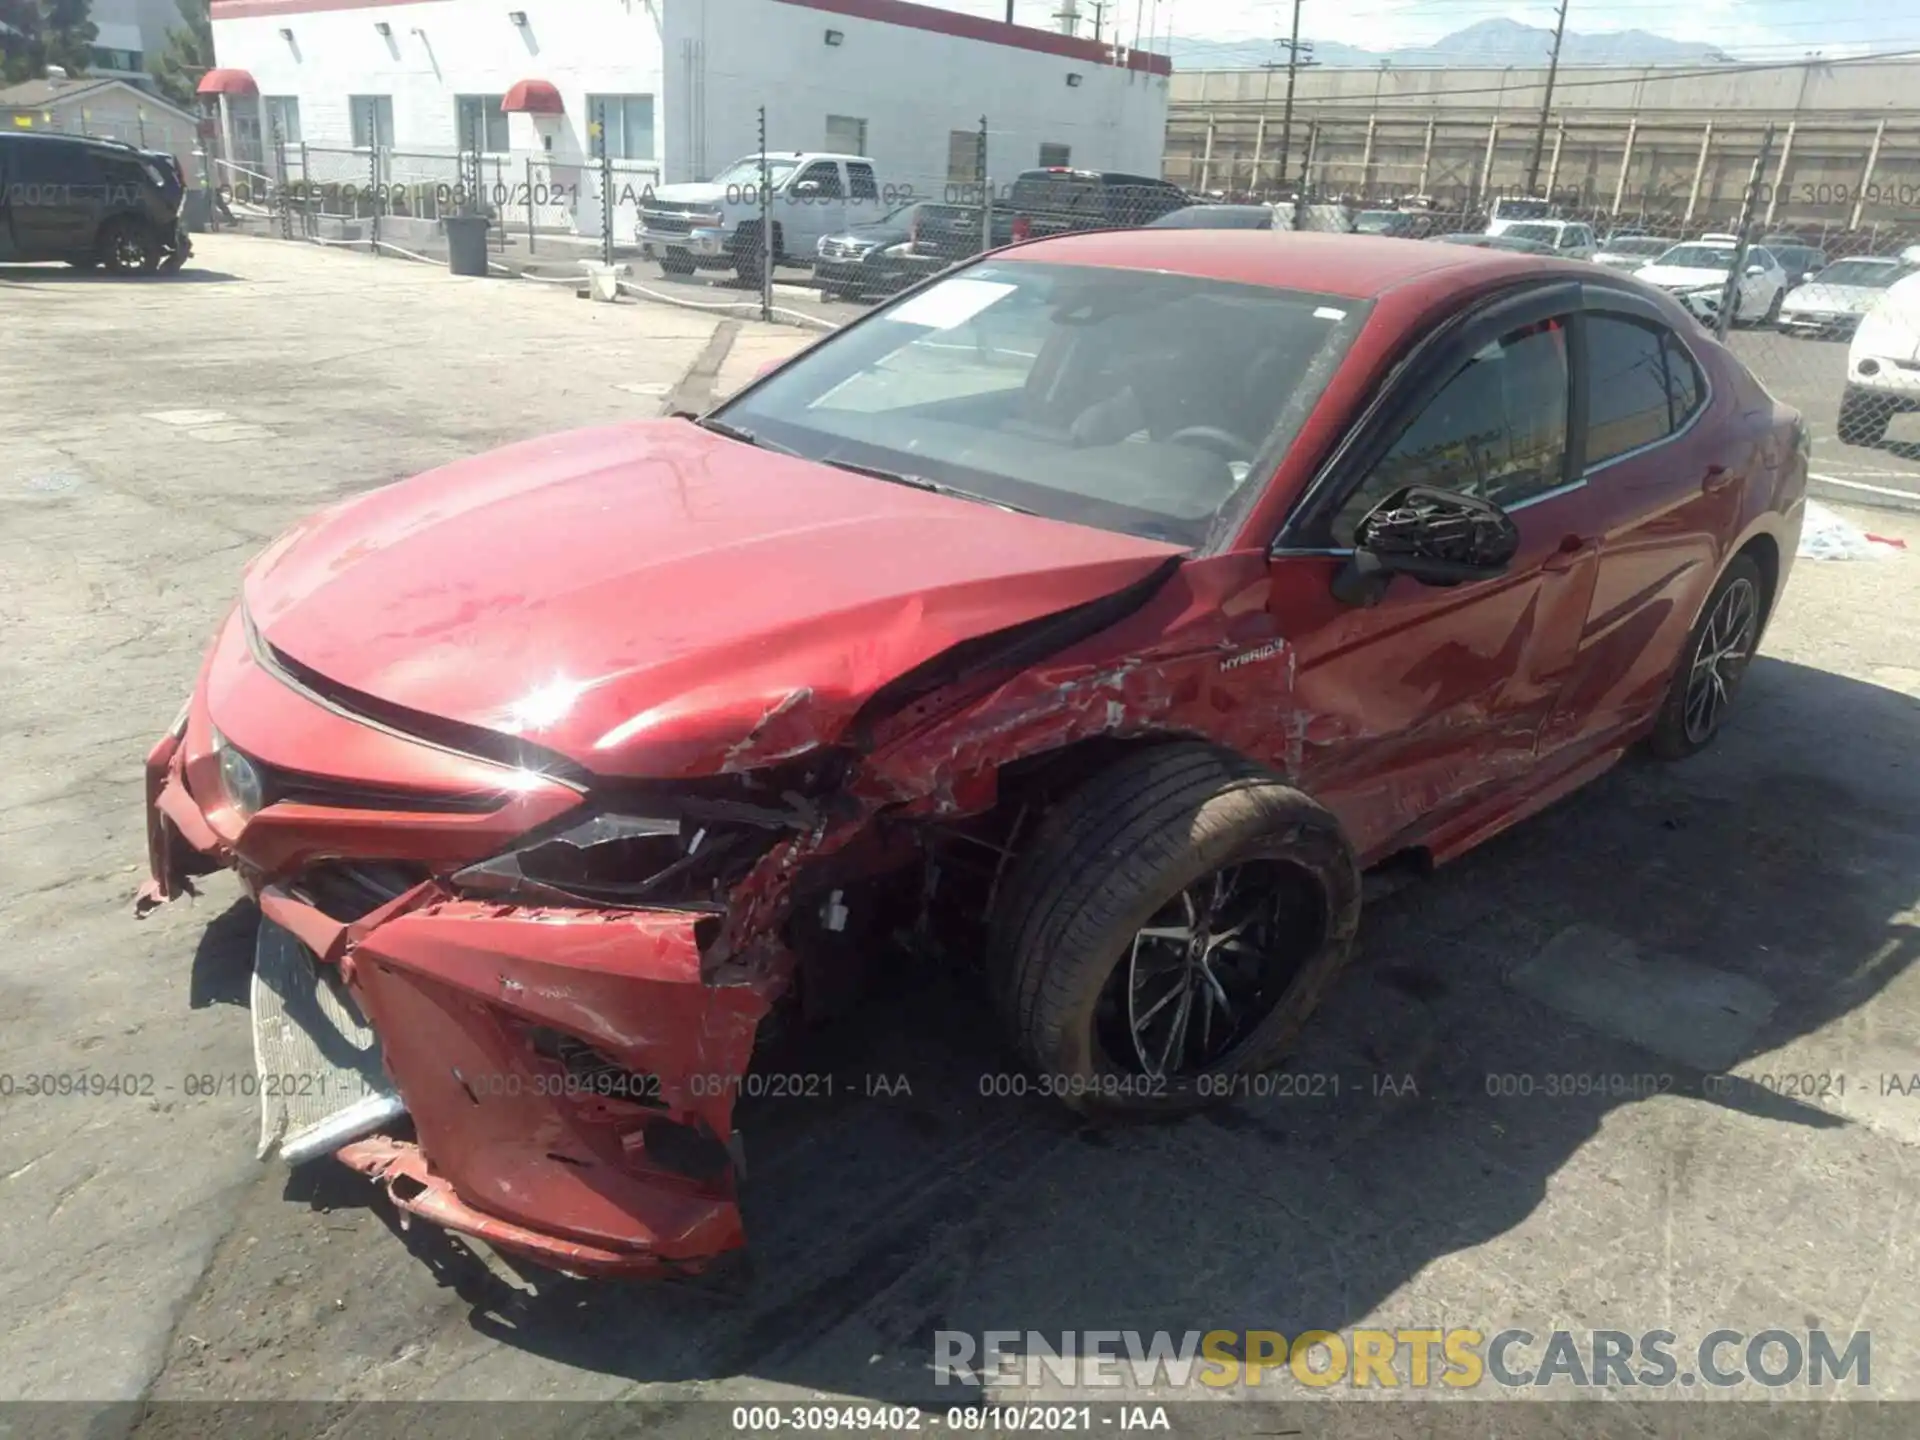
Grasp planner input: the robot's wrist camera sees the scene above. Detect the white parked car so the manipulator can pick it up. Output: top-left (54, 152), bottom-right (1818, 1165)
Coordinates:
top-left (1483, 195), bottom-right (1556, 234)
top-left (1635, 241), bottom-right (1789, 326)
top-left (1778, 256), bottom-right (1914, 338)
top-left (1839, 270), bottom-right (1920, 445)
top-left (1497, 219), bottom-right (1598, 260)
top-left (637, 152), bottom-right (885, 282)
top-left (1591, 234), bottom-right (1671, 272)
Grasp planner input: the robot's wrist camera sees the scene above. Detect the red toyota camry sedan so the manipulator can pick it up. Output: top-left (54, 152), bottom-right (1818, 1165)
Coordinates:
top-left (139, 230), bottom-right (1807, 1278)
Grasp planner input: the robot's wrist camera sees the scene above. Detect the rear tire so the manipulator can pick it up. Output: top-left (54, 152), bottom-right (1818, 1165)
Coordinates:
top-left (987, 743), bottom-right (1362, 1117)
top-left (1837, 387), bottom-right (1890, 447)
top-left (1647, 554), bottom-right (1766, 761)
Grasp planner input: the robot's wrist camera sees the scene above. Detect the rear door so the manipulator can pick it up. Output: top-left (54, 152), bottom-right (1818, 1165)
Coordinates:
top-left (844, 160), bottom-right (882, 228)
top-left (1540, 294), bottom-right (1733, 755)
top-left (786, 160), bottom-right (846, 253)
top-left (0, 137), bottom-right (15, 261)
top-left (9, 138), bottom-right (96, 259)
top-left (1269, 283), bottom-right (1607, 861)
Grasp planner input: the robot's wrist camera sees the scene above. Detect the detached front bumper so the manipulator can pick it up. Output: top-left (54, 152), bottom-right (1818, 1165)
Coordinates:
top-left (138, 620), bottom-right (782, 1278)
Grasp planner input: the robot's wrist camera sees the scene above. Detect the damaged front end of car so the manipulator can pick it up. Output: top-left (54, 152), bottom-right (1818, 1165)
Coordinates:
top-left (137, 545), bottom-right (1292, 1278)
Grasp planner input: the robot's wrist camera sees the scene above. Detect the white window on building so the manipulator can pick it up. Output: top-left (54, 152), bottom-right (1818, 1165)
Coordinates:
top-left (264, 96), bottom-right (301, 146)
top-left (947, 129), bottom-right (981, 184)
top-left (825, 114), bottom-right (867, 155)
top-left (1038, 142), bottom-right (1071, 168)
top-left (456, 95), bottom-right (509, 154)
top-left (587, 95), bottom-right (654, 160)
top-left (349, 95), bottom-right (393, 149)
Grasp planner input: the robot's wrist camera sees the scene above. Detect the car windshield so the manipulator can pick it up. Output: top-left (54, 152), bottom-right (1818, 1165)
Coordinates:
top-left (1603, 237), bottom-right (1667, 256)
top-left (711, 156), bottom-right (802, 189)
top-left (1493, 199), bottom-right (1553, 221)
top-left (1654, 244), bottom-right (1736, 270)
top-left (1149, 206), bottom-right (1271, 229)
top-left (1815, 258), bottom-right (1906, 287)
top-left (1354, 211), bottom-right (1405, 233)
top-left (711, 261), bottom-right (1370, 547)
top-left (1504, 222), bottom-right (1562, 243)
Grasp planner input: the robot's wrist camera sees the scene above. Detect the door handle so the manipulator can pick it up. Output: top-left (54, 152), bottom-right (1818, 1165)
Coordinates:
top-left (1542, 534), bottom-right (1597, 573)
top-left (1703, 463), bottom-right (1735, 494)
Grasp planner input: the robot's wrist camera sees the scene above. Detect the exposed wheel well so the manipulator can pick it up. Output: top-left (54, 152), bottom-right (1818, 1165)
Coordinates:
top-left (1735, 531), bottom-right (1780, 628)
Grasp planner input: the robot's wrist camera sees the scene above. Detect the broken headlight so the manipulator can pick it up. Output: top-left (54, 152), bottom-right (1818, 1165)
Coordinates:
top-left (211, 726), bottom-right (265, 818)
top-left (451, 811), bottom-right (769, 911)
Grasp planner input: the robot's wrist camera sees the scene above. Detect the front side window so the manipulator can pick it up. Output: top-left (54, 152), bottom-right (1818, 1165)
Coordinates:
top-left (846, 162), bottom-right (879, 200)
top-left (1815, 258), bottom-right (1907, 288)
top-left (1664, 332), bottom-right (1704, 428)
top-left (794, 161), bottom-right (843, 199)
top-left (715, 262), bottom-right (1370, 547)
top-left (1333, 320), bottom-right (1571, 544)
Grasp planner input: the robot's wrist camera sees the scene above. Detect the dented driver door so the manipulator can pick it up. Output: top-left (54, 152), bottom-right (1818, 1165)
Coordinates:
top-left (1264, 300), bottom-right (1604, 864)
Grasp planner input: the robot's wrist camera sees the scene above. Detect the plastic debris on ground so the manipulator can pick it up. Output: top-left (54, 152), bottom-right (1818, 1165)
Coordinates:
top-left (1797, 500), bottom-right (1908, 561)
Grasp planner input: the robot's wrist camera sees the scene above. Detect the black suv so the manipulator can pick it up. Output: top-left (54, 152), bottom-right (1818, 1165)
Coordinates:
top-left (0, 132), bottom-right (191, 273)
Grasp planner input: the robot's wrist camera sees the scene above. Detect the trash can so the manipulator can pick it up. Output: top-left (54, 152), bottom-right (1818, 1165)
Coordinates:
top-left (444, 214), bottom-right (490, 277)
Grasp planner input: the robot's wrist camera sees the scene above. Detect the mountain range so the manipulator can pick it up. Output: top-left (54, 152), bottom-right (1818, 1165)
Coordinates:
top-left (1166, 18), bottom-right (1737, 71)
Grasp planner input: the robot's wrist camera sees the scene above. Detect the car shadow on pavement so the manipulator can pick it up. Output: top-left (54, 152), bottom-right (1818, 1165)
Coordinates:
top-left (187, 895), bottom-right (257, 1010)
top-left (0, 266), bottom-right (241, 285)
top-left (162, 655), bottom-right (1917, 1412)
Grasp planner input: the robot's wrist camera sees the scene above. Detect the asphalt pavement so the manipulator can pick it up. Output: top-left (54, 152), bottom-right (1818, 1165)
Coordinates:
top-left (1726, 327), bottom-right (1920, 514)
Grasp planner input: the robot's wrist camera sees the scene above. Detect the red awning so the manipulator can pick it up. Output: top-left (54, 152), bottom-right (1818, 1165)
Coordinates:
top-left (196, 68), bottom-right (259, 97)
top-left (502, 79), bottom-right (563, 115)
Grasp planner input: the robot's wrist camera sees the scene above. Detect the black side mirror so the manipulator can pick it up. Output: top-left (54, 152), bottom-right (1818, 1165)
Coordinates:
top-left (1331, 485), bottom-right (1522, 607)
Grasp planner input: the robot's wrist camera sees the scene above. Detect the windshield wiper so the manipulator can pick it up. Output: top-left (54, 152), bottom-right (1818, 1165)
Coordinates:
top-left (674, 412), bottom-right (799, 455)
top-left (820, 457), bottom-right (1039, 516)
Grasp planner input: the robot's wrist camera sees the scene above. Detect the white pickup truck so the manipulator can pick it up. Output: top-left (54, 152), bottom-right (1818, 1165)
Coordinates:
top-left (637, 151), bottom-right (888, 281)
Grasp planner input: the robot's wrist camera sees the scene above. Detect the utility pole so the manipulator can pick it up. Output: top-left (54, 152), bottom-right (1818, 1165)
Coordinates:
top-left (1275, 0), bottom-right (1314, 191)
top-left (1088, 0), bottom-right (1107, 40)
top-left (1525, 0), bottom-right (1570, 196)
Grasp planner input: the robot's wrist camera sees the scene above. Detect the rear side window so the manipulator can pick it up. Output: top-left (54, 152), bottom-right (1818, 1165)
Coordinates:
top-left (1585, 315), bottom-right (1705, 466)
top-left (11, 139), bottom-right (86, 184)
top-left (1664, 332), bottom-right (1704, 428)
top-left (846, 162), bottom-right (878, 201)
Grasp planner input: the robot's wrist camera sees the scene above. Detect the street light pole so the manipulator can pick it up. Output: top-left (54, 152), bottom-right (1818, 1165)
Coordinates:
top-left (1525, 0), bottom-right (1570, 195)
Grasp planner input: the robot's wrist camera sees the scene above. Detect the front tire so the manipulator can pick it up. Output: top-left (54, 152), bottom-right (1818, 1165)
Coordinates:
top-left (659, 250), bottom-right (696, 276)
top-left (99, 218), bottom-right (159, 274)
top-left (988, 743), bottom-right (1362, 1116)
top-left (1647, 554), bottom-right (1765, 760)
top-left (1838, 387), bottom-right (1890, 446)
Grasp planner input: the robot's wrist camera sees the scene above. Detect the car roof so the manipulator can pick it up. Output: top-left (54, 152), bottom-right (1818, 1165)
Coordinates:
top-left (997, 228), bottom-right (1566, 298)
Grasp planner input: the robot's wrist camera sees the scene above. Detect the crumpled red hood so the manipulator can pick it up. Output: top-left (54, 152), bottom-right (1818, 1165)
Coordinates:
top-left (244, 420), bottom-right (1183, 777)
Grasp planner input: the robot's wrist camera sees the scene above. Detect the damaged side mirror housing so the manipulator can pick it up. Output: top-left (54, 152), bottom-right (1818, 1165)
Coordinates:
top-left (1330, 484), bottom-right (1522, 607)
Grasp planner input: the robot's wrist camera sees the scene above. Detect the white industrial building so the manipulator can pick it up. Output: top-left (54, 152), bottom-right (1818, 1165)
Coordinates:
top-left (205, 0), bottom-right (1170, 236)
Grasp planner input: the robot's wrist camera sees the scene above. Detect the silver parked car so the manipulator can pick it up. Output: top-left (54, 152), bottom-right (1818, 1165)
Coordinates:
top-left (1778, 256), bottom-right (1914, 338)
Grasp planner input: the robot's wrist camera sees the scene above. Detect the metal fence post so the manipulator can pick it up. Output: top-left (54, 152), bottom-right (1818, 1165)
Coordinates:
top-left (976, 114), bottom-right (991, 255)
top-left (300, 141), bottom-right (313, 239)
top-left (366, 101), bottom-right (381, 255)
top-left (271, 117), bottom-right (291, 240)
top-left (758, 105), bottom-right (773, 323)
top-left (596, 101), bottom-right (614, 269)
top-left (1716, 124), bottom-right (1775, 343)
top-left (526, 154), bottom-right (536, 255)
